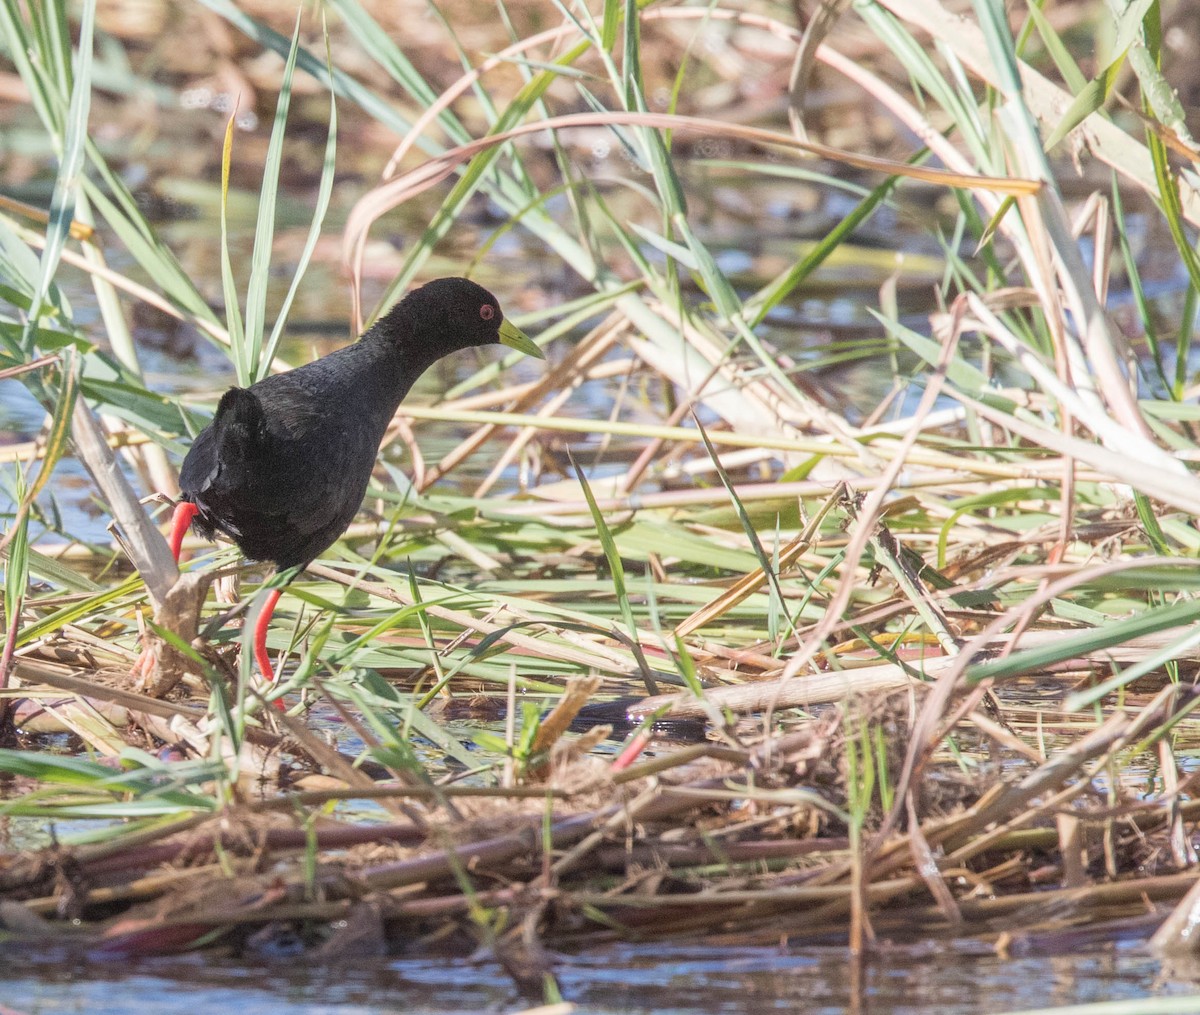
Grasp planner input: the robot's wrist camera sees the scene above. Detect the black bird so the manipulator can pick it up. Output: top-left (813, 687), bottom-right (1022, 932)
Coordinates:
top-left (165, 277), bottom-right (543, 684)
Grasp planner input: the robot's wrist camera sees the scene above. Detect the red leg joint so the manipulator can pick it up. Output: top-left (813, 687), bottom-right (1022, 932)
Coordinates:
top-left (168, 500), bottom-right (199, 561)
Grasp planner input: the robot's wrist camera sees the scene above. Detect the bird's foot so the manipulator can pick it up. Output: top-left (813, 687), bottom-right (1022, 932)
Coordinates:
top-left (130, 642), bottom-right (156, 685)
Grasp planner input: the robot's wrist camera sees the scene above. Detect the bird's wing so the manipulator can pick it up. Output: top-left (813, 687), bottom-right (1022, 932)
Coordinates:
top-left (180, 386), bottom-right (273, 497)
top-left (252, 375), bottom-right (330, 440)
top-left (178, 423), bottom-right (219, 496)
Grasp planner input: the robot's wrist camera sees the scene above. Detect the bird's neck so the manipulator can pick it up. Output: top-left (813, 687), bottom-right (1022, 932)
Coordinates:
top-left (358, 328), bottom-right (439, 415)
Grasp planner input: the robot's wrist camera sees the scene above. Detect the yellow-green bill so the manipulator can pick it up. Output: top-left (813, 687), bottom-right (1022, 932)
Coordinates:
top-left (499, 319), bottom-right (544, 359)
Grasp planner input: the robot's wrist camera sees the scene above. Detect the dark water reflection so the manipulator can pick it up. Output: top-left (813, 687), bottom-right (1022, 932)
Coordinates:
top-left (3, 940), bottom-right (1196, 1013)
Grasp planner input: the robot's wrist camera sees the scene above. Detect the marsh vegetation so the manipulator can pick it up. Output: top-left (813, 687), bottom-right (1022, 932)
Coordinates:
top-left (3, 0), bottom-right (1200, 1010)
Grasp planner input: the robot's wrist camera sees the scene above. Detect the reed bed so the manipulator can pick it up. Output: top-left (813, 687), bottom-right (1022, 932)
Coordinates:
top-left (2, 0), bottom-right (1200, 1003)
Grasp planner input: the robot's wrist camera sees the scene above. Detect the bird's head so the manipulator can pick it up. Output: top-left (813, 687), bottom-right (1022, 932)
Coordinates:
top-left (374, 277), bottom-right (543, 361)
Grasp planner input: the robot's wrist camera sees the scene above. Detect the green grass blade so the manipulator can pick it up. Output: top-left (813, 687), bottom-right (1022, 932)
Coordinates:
top-left (690, 414), bottom-right (794, 638)
top-left (245, 13), bottom-right (302, 382)
top-left (1024, 0), bottom-right (1087, 94)
top-left (328, 0), bottom-right (442, 112)
top-left (2, 470), bottom-right (30, 662)
top-left (25, 0), bottom-right (93, 353)
top-left (260, 19), bottom-right (338, 378)
top-left (79, 178), bottom-right (217, 325)
top-left (0, 0), bottom-right (56, 131)
top-left (572, 458), bottom-right (640, 654)
top-left (601, 0), bottom-right (620, 51)
top-left (200, 0), bottom-right (427, 147)
top-left (375, 41), bottom-right (590, 314)
top-left (1042, 63), bottom-right (1120, 152)
top-left (968, 597), bottom-right (1200, 684)
top-left (745, 171), bottom-right (902, 325)
top-left (20, 353), bottom-right (78, 509)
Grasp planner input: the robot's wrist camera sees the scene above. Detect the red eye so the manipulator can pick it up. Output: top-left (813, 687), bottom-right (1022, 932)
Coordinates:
top-left (479, 304), bottom-right (495, 321)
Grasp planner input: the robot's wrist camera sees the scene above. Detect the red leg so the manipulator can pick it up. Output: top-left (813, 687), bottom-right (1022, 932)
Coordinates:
top-left (168, 500), bottom-right (199, 561)
top-left (254, 586), bottom-right (283, 683)
top-left (253, 587), bottom-right (287, 712)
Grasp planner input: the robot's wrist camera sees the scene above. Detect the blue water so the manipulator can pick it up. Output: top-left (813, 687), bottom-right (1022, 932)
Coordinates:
top-left (3, 941), bottom-right (1197, 1013)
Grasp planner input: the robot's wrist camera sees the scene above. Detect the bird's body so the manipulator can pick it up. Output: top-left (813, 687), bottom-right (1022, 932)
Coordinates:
top-left (180, 336), bottom-right (414, 569)
top-left (167, 277), bottom-right (541, 684)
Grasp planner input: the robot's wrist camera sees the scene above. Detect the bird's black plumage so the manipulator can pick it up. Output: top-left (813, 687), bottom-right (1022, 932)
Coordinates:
top-left (178, 277), bottom-right (540, 571)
